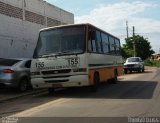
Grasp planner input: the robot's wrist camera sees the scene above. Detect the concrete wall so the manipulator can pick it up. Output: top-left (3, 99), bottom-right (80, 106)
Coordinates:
top-left (0, 0), bottom-right (74, 58)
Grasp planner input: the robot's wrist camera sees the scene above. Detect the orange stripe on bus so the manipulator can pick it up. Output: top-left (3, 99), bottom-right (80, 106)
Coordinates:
top-left (88, 66), bottom-right (123, 86)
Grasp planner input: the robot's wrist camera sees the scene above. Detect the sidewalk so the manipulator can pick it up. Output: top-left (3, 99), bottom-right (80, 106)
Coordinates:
top-left (0, 88), bottom-right (46, 102)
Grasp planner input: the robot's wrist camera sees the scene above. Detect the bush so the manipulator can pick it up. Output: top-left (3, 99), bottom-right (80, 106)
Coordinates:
top-left (144, 59), bottom-right (160, 67)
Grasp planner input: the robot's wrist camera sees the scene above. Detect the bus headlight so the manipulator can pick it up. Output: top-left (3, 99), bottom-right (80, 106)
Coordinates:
top-left (73, 68), bottom-right (87, 72)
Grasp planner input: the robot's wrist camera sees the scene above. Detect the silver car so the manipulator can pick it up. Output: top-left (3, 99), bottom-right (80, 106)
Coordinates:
top-left (124, 57), bottom-right (145, 74)
top-left (0, 58), bottom-right (31, 91)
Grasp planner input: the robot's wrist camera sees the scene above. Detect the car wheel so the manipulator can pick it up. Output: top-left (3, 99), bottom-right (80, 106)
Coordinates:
top-left (142, 67), bottom-right (145, 72)
top-left (124, 69), bottom-right (128, 74)
top-left (19, 78), bottom-right (28, 92)
top-left (138, 67), bottom-right (142, 73)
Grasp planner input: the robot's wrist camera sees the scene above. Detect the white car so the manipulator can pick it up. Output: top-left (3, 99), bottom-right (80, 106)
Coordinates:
top-left (123, 57), bottom-right (144, 74)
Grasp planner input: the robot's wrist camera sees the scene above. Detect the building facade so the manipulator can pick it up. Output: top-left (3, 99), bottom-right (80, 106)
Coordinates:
top-left (151, 53), bottom-right (160, 61)
top-left (0, 0), bottom-right (74, 58)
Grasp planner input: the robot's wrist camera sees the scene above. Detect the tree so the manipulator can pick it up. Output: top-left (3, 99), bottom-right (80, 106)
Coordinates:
top-left (121, 35), bottom-right (154, 60)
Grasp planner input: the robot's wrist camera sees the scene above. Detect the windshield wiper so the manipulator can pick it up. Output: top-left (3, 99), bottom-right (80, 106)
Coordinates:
top-left (38, 50), bottom-right (81, 58)
top-left (38, 53), bottom-right (57, 58)
top-left (61, 50), bottom-right (72, 53)
top-left (56, 50), bottom-right (79, 56)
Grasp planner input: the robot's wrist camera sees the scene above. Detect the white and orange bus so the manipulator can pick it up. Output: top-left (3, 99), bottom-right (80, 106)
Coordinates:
top-left (30, 23), bottom-right (123, 93)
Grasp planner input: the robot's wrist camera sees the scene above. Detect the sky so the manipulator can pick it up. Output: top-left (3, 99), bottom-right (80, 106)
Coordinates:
top-left (46, 0), bottom-right (160, 53)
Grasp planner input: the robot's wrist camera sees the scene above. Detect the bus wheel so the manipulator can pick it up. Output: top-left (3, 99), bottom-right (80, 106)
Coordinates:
top-left (48, 87), bottom-right (55, 95)
top-left (91, 73), bottom-right (99, 92)
top-left (109, 70), bottom-right (118, 84)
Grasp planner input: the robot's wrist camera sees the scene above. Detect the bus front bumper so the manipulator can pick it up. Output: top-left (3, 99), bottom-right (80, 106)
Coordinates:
top-left (31, 74), bottom-right (88, 89)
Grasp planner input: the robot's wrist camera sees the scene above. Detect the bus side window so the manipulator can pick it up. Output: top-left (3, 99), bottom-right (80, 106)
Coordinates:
top-left (115, 39), bottom-right (120, 54)
top-left (92, 39), bottom-right (97, 52)
top-left (109, 36), bottom-right (115, 54)
top-left (101, 33), bottom-right (109, 54)
top-left (88, 30), bottom-right (97, 53)
top-left (96, 30), bottom-right (103, 53)
top-left (91, 31), bottom-right (97, 53)
top-left (88, 30), bottom-right (92, 52)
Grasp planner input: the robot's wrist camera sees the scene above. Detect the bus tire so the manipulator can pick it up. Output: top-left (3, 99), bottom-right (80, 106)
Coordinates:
top-left (109, 70), bottom-right (118, 84)
top-left (91, 73), bottom-right (99, 92)
top-left (48, 87), bottom-right (55, 95)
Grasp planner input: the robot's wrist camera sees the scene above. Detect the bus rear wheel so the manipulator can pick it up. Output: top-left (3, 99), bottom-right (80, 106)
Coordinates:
top-left (109, 70), bottom-right (118, 84)
top-left (91, 73), bottom-right (99, 92)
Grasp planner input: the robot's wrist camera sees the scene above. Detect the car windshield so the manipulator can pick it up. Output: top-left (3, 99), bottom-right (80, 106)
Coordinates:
top-left (0, 58), bottom-right (20, 66)
top-left (127, 58), bottom-right (140, 62)
top-left (33, 26), bottom-right (85, 58)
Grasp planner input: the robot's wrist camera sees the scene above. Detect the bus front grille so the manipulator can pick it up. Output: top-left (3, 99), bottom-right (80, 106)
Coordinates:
top-left (41, 69), bottom-right (71, 75)
top-left (43, 75), bottom-right (71, 79)
top-left (45, 79), bottom-right (69, 83)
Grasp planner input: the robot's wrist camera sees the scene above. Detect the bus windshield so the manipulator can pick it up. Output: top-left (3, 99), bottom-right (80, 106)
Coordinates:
top-left (34, 26), bottom-right (85, 58)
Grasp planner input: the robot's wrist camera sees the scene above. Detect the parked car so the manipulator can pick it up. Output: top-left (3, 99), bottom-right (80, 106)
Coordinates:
top-left (0, 58), bottom-right (31, 91)
top-left (123, 57), bottom-right (144, 74)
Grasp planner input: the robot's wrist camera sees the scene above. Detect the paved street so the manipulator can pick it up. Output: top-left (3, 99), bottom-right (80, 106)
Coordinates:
top-left (0, 67), bottom-right (160, 122)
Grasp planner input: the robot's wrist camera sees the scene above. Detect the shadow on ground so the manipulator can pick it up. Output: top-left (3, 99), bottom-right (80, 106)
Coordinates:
top-left (124, 70), bottom-right (153, 75)
top-left (0, 80), bottom-right (158, 117)
top-left (37, 80), bottom-right (158, 99)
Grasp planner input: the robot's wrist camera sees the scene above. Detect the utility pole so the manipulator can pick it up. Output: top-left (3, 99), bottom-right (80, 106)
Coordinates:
top-left (126, 21), bottom-right (129, 38)
top-left (133, 26), bottom-right (136, 57)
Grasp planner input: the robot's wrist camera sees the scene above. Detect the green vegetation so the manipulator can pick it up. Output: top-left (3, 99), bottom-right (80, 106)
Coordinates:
top-left (121, 35), bottom-right (159, 67)
top-left (144, 59), bottom-right (160, 67)
top-left (121, 35), bottom-right (154, 60)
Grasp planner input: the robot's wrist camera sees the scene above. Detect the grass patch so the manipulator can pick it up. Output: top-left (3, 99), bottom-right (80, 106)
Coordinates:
top-left (144, 59), bottom-right (160, 67)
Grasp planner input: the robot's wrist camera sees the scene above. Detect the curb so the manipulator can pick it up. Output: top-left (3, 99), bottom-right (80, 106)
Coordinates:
top-left (0, 89), bottom-right (47, 103)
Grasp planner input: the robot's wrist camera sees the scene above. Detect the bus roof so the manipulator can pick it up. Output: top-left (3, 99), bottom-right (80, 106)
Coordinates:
top-left (40, 23), bottom-right (89, 31)
top-left (40, 23), bottom-right (120, 40)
